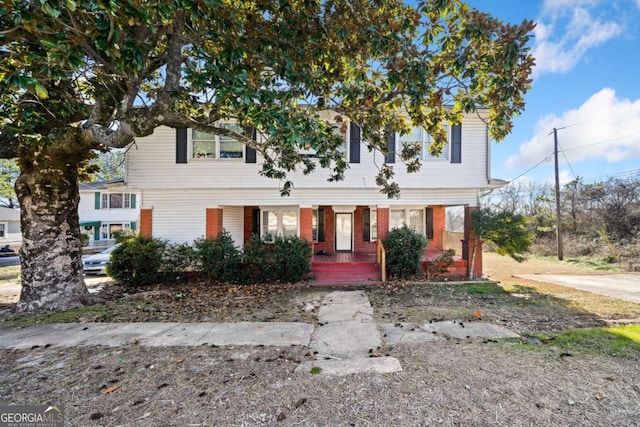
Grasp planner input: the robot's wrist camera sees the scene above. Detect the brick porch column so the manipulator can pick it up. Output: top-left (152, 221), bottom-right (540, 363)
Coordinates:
top-left (299, 206), bottom-right (313, 242)
top-left (376, 207), bottom-right (390, 242)
top-left (206, 208), bottom-right (224, 238)
top-left (432, 205), bottom-right (445, 249)
top-left (462, 206), bottom-right (483, 278)
top-left (139, 208), bottom-right (153, 237)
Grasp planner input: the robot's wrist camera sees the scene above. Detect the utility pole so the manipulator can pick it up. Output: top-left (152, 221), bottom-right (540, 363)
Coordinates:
top-left (553, 128), bottom-right (564, 260)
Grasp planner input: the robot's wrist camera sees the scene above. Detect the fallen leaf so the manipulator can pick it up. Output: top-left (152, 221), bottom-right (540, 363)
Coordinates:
top-left (102, 385), bottom-right (119, 394)
top-left (176, 359), bottom-right (183, 364)
top-left (593, 393), bottom-right (602, 400)
top-left (474, 309), bottom-right (481, 317)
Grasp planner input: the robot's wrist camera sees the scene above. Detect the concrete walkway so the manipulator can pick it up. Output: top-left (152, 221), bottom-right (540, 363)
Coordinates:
top-left (0, 290), bottom-right (519, 376)
top-left (517, 274), bottom-right (640, 304)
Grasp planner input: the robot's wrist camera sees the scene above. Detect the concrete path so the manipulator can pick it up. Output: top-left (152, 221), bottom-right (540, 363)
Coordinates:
top-left (0, 290), bottom-right (519, 376)
top-left (296, 290), bottom-right (402, 375)
top-left (517, 274), bottom-right (640, 304)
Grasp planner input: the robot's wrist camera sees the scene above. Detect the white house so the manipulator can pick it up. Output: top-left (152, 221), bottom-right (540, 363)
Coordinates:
top-left (123, 110), bottom-right (506, 278)
top-left (0, 206), bottom-right (21, 248)
top-left (78, 179), bottom-right (141, 247)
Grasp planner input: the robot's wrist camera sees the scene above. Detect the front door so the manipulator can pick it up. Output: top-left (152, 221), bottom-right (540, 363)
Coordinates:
top-left (335, 213), bottom-right (353, 251)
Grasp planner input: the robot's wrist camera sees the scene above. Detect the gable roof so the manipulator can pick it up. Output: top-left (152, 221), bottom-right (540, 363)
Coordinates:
top-left (0, 207), bottom-right (20, 221)
top-left (79, 178), bottom-right (125, 191)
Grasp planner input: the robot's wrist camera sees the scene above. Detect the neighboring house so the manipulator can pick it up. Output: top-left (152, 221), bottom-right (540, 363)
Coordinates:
top-left (0, 206), bottom-right (21, 248)
top-left (78, 179), bottom-right (141, 247)
top-left (124, 110), bottom-right (507, 279)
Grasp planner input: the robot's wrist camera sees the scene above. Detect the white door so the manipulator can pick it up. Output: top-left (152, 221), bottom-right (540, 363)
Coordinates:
top-left (335, 213), bottom-right (353, 251)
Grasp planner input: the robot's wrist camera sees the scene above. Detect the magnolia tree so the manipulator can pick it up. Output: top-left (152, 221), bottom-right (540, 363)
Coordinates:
top-left (0, 0), bottom-right (535, 312)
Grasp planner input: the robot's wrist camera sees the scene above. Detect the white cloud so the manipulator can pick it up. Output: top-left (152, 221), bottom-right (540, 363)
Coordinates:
top-left (532, 3), bottom-right (623, 76)
top-left (505, 88), bottom-right (640, 170)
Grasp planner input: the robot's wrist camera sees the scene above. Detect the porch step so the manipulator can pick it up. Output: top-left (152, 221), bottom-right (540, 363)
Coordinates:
top-left (310, 262), bottom-right (381, 285)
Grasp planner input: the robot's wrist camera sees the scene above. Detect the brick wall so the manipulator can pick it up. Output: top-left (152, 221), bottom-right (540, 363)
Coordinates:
top-left (313, 206), bottom-right (335, 253)
top-left (139, 209), bottom-right (152, 237)
top-left (299, 207), bottom-right (313, 242)
top-left (376, 207), bottom-right (390, 242)
top-left (205, 208), bottom-right (224, 238)
top-left (244, 206), bottom-right (259, 243)
top-left (427, 205), bottom-right (446, 251)
top-left (354, 206), bottom-right (376, 253)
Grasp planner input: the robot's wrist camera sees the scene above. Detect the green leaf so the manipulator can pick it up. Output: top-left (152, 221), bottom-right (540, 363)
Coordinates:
top-left (33, 82), bottom-right (49, 99)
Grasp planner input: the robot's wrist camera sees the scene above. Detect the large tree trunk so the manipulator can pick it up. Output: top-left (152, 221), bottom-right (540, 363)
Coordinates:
top-left (14, 133), bottom-right (94, 312)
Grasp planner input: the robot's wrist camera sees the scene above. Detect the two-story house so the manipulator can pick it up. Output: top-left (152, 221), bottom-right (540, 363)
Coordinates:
top-left (78, 179), bottom-right (141, 248)
top-left (124, 110), bottom-right (506, 281)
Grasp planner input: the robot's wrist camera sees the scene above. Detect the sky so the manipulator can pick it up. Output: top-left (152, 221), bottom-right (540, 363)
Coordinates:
top-left (464, 0), bottom-right (640, 186)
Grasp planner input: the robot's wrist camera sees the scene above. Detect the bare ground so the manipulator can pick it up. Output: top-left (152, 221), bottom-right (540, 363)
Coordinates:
top-left (1, 253), bottom-right (640, 426)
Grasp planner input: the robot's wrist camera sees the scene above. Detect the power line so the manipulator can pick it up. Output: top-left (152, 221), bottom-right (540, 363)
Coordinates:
top-left (508, 154), bottom-right (553, 182)
top-left (558, 142), bottom-right (577, 179)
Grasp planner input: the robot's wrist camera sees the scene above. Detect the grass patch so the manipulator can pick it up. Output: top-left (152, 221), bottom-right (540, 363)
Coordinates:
top-left (1, 300), bottom-right (159, 328)
top-left (527, 325), bottom-right (640, 359)
top-left (560, 256), bottom-right (622, 272)
top-left (0, 266), bottom-right (20, 285)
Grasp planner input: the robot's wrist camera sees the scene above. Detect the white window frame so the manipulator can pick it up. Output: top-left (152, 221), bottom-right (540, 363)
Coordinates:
top-left (100, 222), bottom-right (131, 240)
top-left (0, 222), bottom-right (7, 238)
top-left (370, 208), bottom-right (378, 241)
top-left (299, 122), bottom-right (349, 159)
top-left (261, 208), bottom-right (299, 240)
top-left (190, 123), bottom-right (245, 160)
top-left (389, 208), bottom-right (426, 235)
top-left (101, 193), bottom-right (132, 209)
top-left (398, 124), bottom-right (450, 160)
top-left (312, 209), bottom-right (318, 242)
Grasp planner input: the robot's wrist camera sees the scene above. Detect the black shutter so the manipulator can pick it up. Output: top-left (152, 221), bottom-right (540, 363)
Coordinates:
top-left (426, 207), bottom-right (434, 240)
top-left (317, 208), bottom-right (325, 242)
top-left (246, 127), bottom-right (257, 163)
top-left (252, 209), bottom-right (260, 235)
top-left (385, 128), bottom-right (395, 163)
top-left (363, 208), bottom-right (370, 241)
top-left (451, 124), bottom-right (462, 164)
top-left (176, 128), bottom-right (188, 163)
top-left (349, 123), bottom-right (361, 163)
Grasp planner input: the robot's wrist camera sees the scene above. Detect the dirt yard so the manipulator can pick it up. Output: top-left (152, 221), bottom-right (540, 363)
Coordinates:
top-left (1, 253), bottom-right (639, 426)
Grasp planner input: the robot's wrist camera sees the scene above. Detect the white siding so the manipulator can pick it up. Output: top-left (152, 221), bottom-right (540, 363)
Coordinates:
top-left (78, 189), bottom-right (141, 225)
top-left (223, 206), bottom-right (244, 248)
top-left (125, 113), bottom-right (492, 192)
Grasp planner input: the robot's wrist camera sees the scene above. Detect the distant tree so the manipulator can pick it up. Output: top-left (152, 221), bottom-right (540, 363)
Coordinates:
top-left (469, 208), bottom-right (534, 278)
top-left (85, 150), bottom-right (125, 182)
top-left (0, 159), bottom-right (19, 208)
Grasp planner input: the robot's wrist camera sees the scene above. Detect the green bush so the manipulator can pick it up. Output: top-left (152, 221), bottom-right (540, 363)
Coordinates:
top-left (194, 231), bottom-right (243, 283)
top-left (241, 234), bottom-right (311, 284)
top-left (242, 234), bottom-right (276, 284)
top-left (384, 225), bottom-right (427, 279)
top-left (270, 235), bottom-right (312, 283)
top-left (159, 243), bottom-right (198, 283)
top-left (107, 235), bottom-right (165, 287)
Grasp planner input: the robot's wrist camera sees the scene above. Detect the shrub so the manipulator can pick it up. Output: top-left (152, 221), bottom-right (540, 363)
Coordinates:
top-left (384, 225), bottom-right (427, 279)
top-left (194, 231), bottom-right (243, 283)
top-left (107, 235), bottom-right (165, 287)
top-left (241, 234), bottom-right (311, 284)
top-left (425, 249), bottom-right (456, 279)
top-left (270, 235), bottom-right (312, 283)
top-left (159, 243), bottom-right (198, 283)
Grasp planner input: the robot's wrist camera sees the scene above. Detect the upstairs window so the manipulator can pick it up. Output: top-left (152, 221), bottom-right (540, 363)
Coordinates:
top-left (192, 123), bottom-right (244, 159)
top-left (398, 124), bottom-right (450, 160)
top-left (299, 123), bottom-right (348, 158)
top-left (101, 193), bottom-right (134, 209)
top-left (0, 222), bottom-right (6, 238)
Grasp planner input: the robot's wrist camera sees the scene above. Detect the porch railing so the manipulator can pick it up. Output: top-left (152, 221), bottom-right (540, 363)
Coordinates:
top-left (376, 239), bottom-right (386, 283)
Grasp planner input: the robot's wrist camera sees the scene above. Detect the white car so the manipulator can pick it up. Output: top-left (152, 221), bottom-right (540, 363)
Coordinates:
top-left (82, 245), bottom-right (119, 275)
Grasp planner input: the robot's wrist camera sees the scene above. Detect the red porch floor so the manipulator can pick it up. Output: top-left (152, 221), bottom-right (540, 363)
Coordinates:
top-left (312, 251), bottom-right (377, 263)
